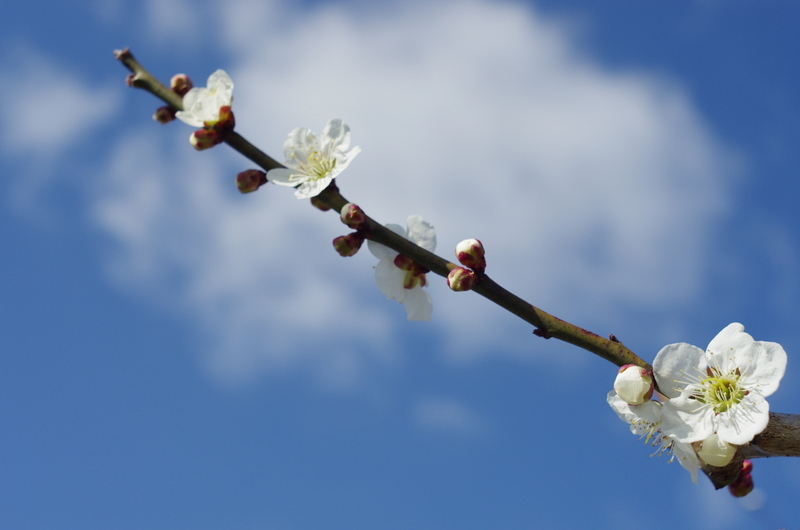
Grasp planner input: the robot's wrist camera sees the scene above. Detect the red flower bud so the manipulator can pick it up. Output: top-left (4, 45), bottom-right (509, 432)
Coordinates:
top-left (170, 74), bottom-right (193, 97)
top-left (447, 267), bottom-right (477, 291)
top-left (455, 238), bottom-right (486, 272)
top-left (340, 203), bottom-right (367, 229)
top-left (153, 106), bottom-right (177, 124)
top-left (333, 232), bottom-right (365, 257)
top-left (236, 170), bottom-right (267, 194)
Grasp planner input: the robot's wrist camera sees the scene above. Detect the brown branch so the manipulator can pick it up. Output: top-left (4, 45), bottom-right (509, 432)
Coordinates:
top-left (114, 49), bottom-right (800, 481)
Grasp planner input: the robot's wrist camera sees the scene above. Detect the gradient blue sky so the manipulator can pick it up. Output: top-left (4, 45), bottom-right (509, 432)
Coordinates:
top-left (2, 1), bottom-right (800, 529)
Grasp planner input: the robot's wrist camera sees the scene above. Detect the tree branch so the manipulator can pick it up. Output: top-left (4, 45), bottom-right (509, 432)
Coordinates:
top-left (114, 48), bottom-right (800, 485)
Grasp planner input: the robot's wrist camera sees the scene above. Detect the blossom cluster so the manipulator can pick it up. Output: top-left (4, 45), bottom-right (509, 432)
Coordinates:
top-left (608, 323), bottom-right (787, 485)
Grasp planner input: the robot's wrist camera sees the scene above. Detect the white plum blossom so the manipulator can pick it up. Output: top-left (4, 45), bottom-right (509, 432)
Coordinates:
top-left (269, 119), bottom-right (361, 199)
top-left (654, 323), bottom-right (787, 445)
top-left (607, 391), bottom-right (700, 484)
top-left (175, 69), bottom-right (234, 127)
top-left (368, 216), bottom-right (436, 321)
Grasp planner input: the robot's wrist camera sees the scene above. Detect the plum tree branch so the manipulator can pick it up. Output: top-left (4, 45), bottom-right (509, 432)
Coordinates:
top-left (114, 48), bottom-right (800, 486)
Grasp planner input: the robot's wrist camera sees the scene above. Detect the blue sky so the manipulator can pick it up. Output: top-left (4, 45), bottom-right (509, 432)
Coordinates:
top-left (2, 0), bottom-right (800, 528)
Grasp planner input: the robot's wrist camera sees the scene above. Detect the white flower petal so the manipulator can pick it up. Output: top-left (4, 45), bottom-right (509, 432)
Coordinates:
top-left (653, 342), bottom-right (704, 398)
top-left (706, 322), bottom-right (751, 356)
top-left (294, 176), bottom-right (333, 199)
top-left (322, 118), bottom-right (350, 151)
top-left (732, 341), bottom-right (787, 397)
top-left (660, 397), bottom-right (713, 443)
top-left (368, 224), bottom-right (406, 261)
top-left (715, 396), bottom-right (769, 445)
top-left (607, 391), bottom-right (661, 426)
top-left (374, 259), bottom-right (407, 301)
top-left (266, 168), bottom-right (296, 187)
top-left (406, 215), bottom-right (436, 252)
top-left (403, 286), bottom-right (432, 321)
top-left (672, 441), bottom-right (700, 484)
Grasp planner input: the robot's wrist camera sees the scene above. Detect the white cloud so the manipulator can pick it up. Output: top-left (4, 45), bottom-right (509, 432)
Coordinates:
top-left (0, 46), bottom-right (119, 154)
top-left (92, 0), bottom-right (739, 383)
top-left (413, 397), bottom-right (484, 434)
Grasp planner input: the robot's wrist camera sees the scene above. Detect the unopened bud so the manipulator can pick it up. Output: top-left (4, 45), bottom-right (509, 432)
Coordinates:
top-left (740, 459), bottom-right (753, 476)
top-left (236, 170), bottom-right (267, 194)
top-left (310, 197), bottom-right (331, 211)
top-left (447, 267), bottom-right (477, 291)
top-left (728, 471), bottom-right (754, 497)
top-left (170, 73), bottom-right (193, 97)
top-left (455, 238), bottom-right (486, 272)
top-left (125, 73), bottom-right (137, 87)
top-left (340, 203), bottom-right (366, 229)
top-left (153, 106), bottom-right (176, 124)
top-left (697, 433), bottom-right (737, 467)
top-left (333, 232), bottom-right (365, 257)
top-left (189, 128), bottom-right (222, 151)
top-left (613, 365), bottom-right (654, 405)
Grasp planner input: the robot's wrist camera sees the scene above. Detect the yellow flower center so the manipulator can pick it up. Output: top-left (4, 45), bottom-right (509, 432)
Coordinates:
top-left (696, 367), bottom-right (748, 414)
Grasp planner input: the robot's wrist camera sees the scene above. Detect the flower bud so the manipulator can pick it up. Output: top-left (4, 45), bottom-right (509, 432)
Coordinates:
top-left (613, 365), bottom-right (654, 405)
top-left (740, 459), bottom-right (753, 476)
top-left (189, 128), bottom-right (222, 151)
top-left (447, 267), bottom-right (477, 291)
top-left (333, 232), bottom-right (365, 257)
top-left (728, 471), bottom-right (754, 497)
top-left (125, 73), bottom-right (137, 87)
top-left (455, 238), bottom-right (486, 272)
top-left (236, 170), bottom-right (267, 194)
top-left (170, 74), bottom-right (193, 96)
top-left (153, 106), bottom-right (177, 124)
top-left (697, 433), bottom-right (737, 467)
top-left (340, 203), bottom-right (366, 229)
top-left (310, 197), bottom-right (331, 211)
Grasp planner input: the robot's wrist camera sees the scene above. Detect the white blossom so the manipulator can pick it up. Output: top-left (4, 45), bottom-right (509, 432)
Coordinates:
top-left (175, 69), bottom-right (233, 127)
top-left (607, 391), bottom-right (699, 483)
top-left (268, 119), bottom-right (361, 199)
top-left (654, 323), bottom-right (787, 445)
top-left (367, 216), bottom-right (436, 321)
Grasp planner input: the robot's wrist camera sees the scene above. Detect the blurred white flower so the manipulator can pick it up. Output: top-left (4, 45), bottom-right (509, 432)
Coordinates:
top-left (368, 216), bottom-right (436, 321)
top-left (175, 69), bottom-right (234, 127)
top-left (269, 119), bottom-right (361, 199)
top-left (654, 323), bottom-right (787, 445)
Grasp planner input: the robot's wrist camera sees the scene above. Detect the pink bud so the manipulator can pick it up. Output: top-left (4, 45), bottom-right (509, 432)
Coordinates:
top-left (333, 232), bottom-right (365, 257)
top-left (189, 128), bottom-right (222, 151)
top-left (340, 203), bottom-right (366, 229)
top-left (740, 460), bottom-right (753, 476)
top-left (310, 197), bottom-right (331, 211)
top-left (455, 238), bottom-right (486, 272)
top-left (170, 74), bottom-right (193, 96)
top-left (728, 472), bottom-right (754, 498)
top-left (447, 267), bottom-right (477, 291)
top-left (153, 106), bottom-right (176, 124)
top-left (236, 170), bottom-right (267, 194)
